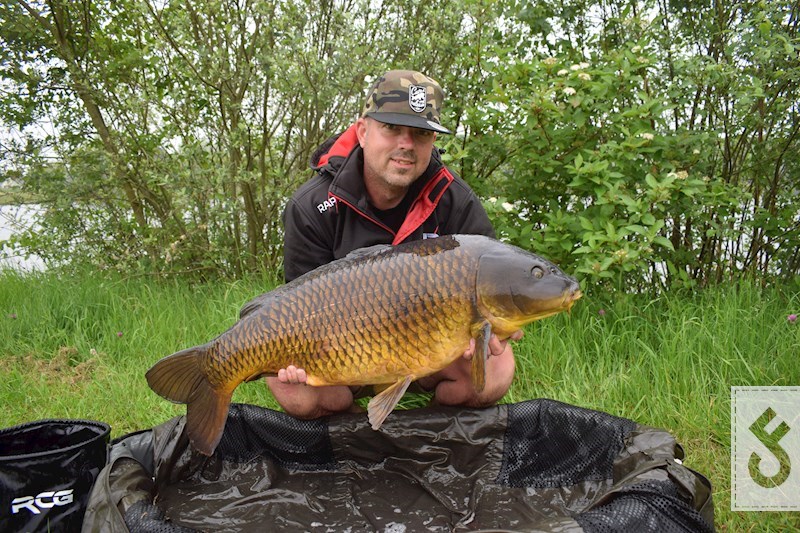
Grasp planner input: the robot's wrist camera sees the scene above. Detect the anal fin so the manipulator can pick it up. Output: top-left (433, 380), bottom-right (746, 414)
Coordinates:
top-left (367, 376), bottom-right (413, 430)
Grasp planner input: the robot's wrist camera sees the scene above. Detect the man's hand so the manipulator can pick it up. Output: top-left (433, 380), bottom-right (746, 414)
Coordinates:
top-left (277, 365), bottom-right (308, 384)
top-left (462, 330), bottom-right (524, 360)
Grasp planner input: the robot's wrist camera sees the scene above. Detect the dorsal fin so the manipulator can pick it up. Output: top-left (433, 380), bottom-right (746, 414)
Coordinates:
top-left (239, 283), bottom-right (296, 319)
top-left (344, 243), bottom-right (393, 260)
top-left (240, 244), bottom-right (392, 318)
top-left (239, 293), bottom-right (273, 319)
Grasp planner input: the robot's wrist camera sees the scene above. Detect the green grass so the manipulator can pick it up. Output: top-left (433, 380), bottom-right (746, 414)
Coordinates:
top-left (1, 270), bottom-right (799, 530)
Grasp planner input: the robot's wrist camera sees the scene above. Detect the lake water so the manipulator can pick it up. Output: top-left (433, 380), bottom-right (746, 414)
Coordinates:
top-left (0, 204), bottom-right (45, 271)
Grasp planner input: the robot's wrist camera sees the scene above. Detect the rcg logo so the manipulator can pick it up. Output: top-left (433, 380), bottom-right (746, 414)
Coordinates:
top-left (11, 489), bottom-right (74, 515)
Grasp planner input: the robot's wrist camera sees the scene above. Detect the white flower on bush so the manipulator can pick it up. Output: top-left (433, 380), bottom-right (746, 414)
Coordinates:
top-left (543, 57), bottom-right (558, 66)
top-left (557, 69), bottom-right (569, 76)
top-left (639, 132), bottom-right (655, 140)
top-left (563, 87), bottom-right (577, 96)
top-left (502, 202), bottom-right (515, 212)
top-left (577, 73), bottom-right (591, 81)
top-left (667, 170), bottom-right (689, 180)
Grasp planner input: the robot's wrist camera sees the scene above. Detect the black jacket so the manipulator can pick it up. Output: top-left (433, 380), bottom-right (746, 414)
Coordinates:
top-left (282, 124), bottom-right (495, 281)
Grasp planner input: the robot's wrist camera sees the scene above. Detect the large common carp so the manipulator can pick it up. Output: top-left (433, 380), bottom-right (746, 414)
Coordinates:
top-left (146, 235), bottom-right (581, 456)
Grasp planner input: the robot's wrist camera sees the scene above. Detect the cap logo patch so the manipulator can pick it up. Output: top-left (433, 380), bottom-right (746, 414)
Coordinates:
top-left (408, 85), bottom-right (427, 113)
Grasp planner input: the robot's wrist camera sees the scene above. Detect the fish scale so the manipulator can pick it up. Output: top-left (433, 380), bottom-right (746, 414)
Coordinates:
top-left (146, 234), bottom-right (582, 455)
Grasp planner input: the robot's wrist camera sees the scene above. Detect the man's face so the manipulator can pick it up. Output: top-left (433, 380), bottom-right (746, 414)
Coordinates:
top-left (356, 117), bottom-right (437, 190)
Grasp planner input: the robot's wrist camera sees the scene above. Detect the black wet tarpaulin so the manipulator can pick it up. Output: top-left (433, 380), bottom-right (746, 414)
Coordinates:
top-left (82, 400), bottom-right (714, 532)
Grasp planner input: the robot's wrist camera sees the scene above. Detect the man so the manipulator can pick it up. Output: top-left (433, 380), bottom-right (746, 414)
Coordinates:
top-left (269, 70), bottom-right (522, 419)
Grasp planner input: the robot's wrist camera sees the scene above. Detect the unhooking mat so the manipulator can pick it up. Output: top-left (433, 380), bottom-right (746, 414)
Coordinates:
top-left (81, 399), bottom-right (714, 532)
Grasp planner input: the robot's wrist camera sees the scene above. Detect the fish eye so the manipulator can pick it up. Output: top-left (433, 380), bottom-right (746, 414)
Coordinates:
top-left (531, 266), bottom-right (544, 279)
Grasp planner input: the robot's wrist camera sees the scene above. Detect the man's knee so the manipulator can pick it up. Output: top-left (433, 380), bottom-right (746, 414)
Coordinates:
top-left (434, 347), bottom-right (516, 407)
top-left (265, 377), bottom-right (354, 419)
top-left (483, 347), bottom-right (516, 402)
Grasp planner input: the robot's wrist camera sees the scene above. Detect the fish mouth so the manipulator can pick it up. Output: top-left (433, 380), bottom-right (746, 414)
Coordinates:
top-left (493, 285), bottom-right (583, 333)
top-left (516, 289), bottom-right (582, 323)
top-left (556, 288), bottom-right (582, 317)
top-left (529, 287), bottom-right (582, 319)
top-left (565, 289), bottom-right (582, 310)
top-left (508, 284), bottom-right (582, 321)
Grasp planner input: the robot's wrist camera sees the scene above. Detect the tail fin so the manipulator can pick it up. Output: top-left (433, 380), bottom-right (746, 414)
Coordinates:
top-left (146, 345), bottom-right (232, 456)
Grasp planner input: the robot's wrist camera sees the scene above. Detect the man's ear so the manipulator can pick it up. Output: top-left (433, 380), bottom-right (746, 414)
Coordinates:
top-left (355, 117), bottom-right (368, 146)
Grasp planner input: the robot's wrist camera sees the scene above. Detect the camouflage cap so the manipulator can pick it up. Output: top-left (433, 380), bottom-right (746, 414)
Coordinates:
top-left (361, 70), bottom-right (451, 134)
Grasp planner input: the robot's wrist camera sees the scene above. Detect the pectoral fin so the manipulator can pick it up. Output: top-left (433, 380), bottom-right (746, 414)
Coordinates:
top-left (472, 321), bottom-right (491, 393)
top-left (367, 376), bottom-right (412, 430)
